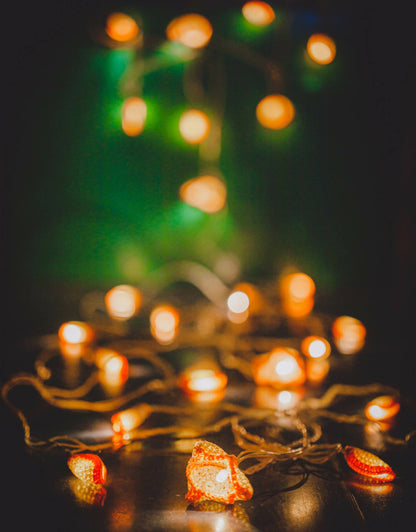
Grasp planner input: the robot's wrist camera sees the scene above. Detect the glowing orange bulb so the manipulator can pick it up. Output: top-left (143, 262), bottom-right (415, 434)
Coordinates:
top-left (179, 175), bottom-right (227, 214)
top-left (166, 14), bottom-right (213, 49)
top-left (332, 315), bottom-right (366, 354)
top-left (306, 358), bottom-right (330, 383)
top-left (68, 454), bottom-right (107, 485)
top-left (242, 1), bottom-right (275, 26)
top-left (307, 33), bottom-right (336, 65)
top-left (282, 272), bottom-right (316, 301)
top-left (179, 109), bottom-right (210, 144)
top-left (105, 284), bottom-right (142, 320)
top-left (344, 446), bottom-right (395, 483)
top-left (252, 347), bottom-right (306, 387)
top-left (186, 440), bottom-right (253, 504)
top-left (111, 403), bottom-right (152, 433)
top-left (365, 396), bottom-right (400, 422)
top-left (301, 336), bottom-right (331, 359)
top-left (254, 386), bottom-right (304, 410)
top-left (122, 97), bottom-right (147, 136)
top-left (232, 282), bottom-right (264, 315)
top-left (179, 369), bottom-right (228, 394)
top-left (256, 94), bottom-right (295, 130)
top-left (105, 12), bottom-right (139, 42)
top-left (58, 321), bottom-right (94, 345)
top-left (95, 348), bottom-right (129, 382)
top-left (150, 304), bottom-right (180, 344)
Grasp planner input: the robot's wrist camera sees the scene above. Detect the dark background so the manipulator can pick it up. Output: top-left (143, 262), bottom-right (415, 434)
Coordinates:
top-left (3, 0), bottom-right (416, 392)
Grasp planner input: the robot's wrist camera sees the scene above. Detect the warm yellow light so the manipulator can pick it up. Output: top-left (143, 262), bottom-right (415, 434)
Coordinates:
top-left (256, 94), bottom-right (295, 130)
top-left (179, 369), bottom-right (228, 394)
top-left (186, 440), bottom-right (253, 504)
top-left (68, 453), bottom-right (107, 485)
top-left (306, 358), bottom-right (330, 383)
top-left (150, 304), bottom-right (180, 344)
top-left (253, 386), bottom-right (304, 410)
top-left (227, 291), bottom-right (250, 314)
top-left (307, 33), bottom-right (336, 65)
top-left (365, 396), bottom-right (400, 422)
top-left (105, 284), bottom-right (142, 320)
top-left (106, 12), bottom-right (139, 42)
top-left (122, 97), bottom-right (147, 136)
top-left (301, 336), bottom-right (331, 359)
top-left (111, 403), bottom-right (152, 433)
top-left (252, 347), bottom-right (306, 387)
top-left (179, 175), bottom-right (227, 214)
top-left (58, 321), bottom-right (94, 345)
top-left (95, 347), bottom-right (129, 382)
top-left (232, 282), bottom-right (264, 315)
top-left (166, 14), bottom-right (213, 49)
top-left (242, 1), bottom-right (275, 26)
top-left (332, 315), bottom-right (366, 354)
top-left (283, 272), bottom-right (316, 301)
top-left (179, 109), bottom-right (210, 144)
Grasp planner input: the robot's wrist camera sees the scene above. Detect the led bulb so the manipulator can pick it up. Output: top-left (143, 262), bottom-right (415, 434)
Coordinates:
top-left (105, 284), bottom-right (142, 320)
top-left (58, 321), bottom-right (94, 345)
top-left (344, 446), bottom-right (395, 482)
top-left (179, 109), bottom-right (210, 144)
top-left (95, 348), bottom-right (129, 382)
top-left (106, 12), bottom-right (139, 42)
top-left (301, 336), bottom-right (331, 359)
top-left (150, 304), bottom-right (180, 345)
top-left (242, 1), bottom-right (275, 26)
top-left (307, 33), bottom-right (336, 65)
top-left (365, 396), bottom-right (400, 422)
top-left (256, 94), bottom-right (295, 130)
top-left (252, 347), bottom-right (306, 387)
top-left (111, 403), bottom-right (152, 433)
top-left (186, 440), bottom-right (253, 504)
top-left (68, 453), bottom-right (107, 485)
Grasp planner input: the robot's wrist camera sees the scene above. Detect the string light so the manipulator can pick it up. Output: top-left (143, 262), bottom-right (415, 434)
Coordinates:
top-left (58, 321), bottom-right (95, 345)
top-left (95, 347), bottom-right (129, 383)
top-left (179, 368), bottom-right (228, 395)
top-left (343, 446), bottom-right (395, 483)
top-left (105, 284), bottom-right (142, 320)
top-left (301, 336), bottom-right (331, 359)
top-left (365, 396), bottom-right (400, 422)
top-left (252, 347), bottom-right (306, 387)
top-left (105, 12), bottom-right (139, 43)
top-left (68, 453), bottom-right (107, 485)
top-left (307, 33), bottom-right (336, 65)
top-left (256, 94), bottom-right (295, 130)
top-left (332, 315), bottom-right (366, 354)
top-left (122, 97), bottom-right (147, 136)
top-left (279, 272), bottom-right (315, 318)
top-left (111, 403), bottom-right (152, 434)
top-left (185, 440), bottom-right (253, 504)
top-left (179, 175), bottom-right (227, 213)
top-left (150, 304), bottom-right (180, 344)
top-left (166, 14), bottom-right (213, 49)
top-left (242, 1), bottom-right (275, 26)
top-left (179, 109), bottom-right (210, 144)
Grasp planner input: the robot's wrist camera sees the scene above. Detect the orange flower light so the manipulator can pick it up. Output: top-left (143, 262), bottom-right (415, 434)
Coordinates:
top-left (252, 347), bottom-right (306, 387)
top-left (111, 403), bottom-right (152, 433)
top-left (122, 97), bottom-right (147, 136)
top-left (365, 395), bottom-right (400, 422)
top-left (307, 33), bottom-right (336, 65)
top-left (242, 1), bottom-right (275, 26)
top-left (179, 109), bottom-right (210, 144)
top-left (332, 315), bottom-right (366, 354)
top-left (68, 453), bottom-right (107, 485)
top-left (301, 336), bottom-right (331, 359)
top-left (179, 175), bottom-right (227, 214)
top-left (150, 304), bottom-right (180, 345)
top-left (105, 284), bottom-right (142, 320)
top-left (185, 440), bottom-right (253, 504)
top-left (344, 446), bottom-right (395, 483)
top-left (95, 347), bottom-right (129, 383)
top-left (105, 12), bottom-right (139, 43)
top-left (166, 14), bottom-right (213, 49)
top-left (69, 478), bottom-right (107, 506)
top-left (256, 94), bottom-right (295, 130)
top-left (58, 321), bottom-right (95, 345)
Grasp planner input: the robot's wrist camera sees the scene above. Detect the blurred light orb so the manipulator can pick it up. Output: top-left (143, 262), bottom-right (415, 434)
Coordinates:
top-left (58, 321), bottom-right (94, 345)
top-left (307, 33), bottom-right (336, 65)
top-left (301, 335), bottom-right (331, 359)
top-left (365, 395), bottom-right (400, 422)
top-left (150, 304), bottom-right (180, 344)
top-left (256, 94), bottom-right (295, 130)
top-left (227, 291), bottom-right (250, 314)
top-left (179, 175), bottom-right (227, 213)
top-left (106, 12), bottom-right (139, 42)
top-left (282, 272), bottom-right (316, 302)
top-left (95, 347), bottom-right (129, 383)
top-left (242, 1), bottom-right (275, 26)
top-left (166, 13), bottom-right (213, 49)
top-left (180, 369), bottom-right (228, 393)
top-left (105, 284), bottom-right (142, 320)
top-left (332, 315), bottom-right (366, 354)
top-left (252, 347), bottom-right (306, 387)
top-left (179, 109), bottom-right (210, 144)
top-left (122, 97), bottom-right (147, 136)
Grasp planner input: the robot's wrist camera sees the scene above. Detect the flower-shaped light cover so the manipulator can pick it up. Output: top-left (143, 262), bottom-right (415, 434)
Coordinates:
top-left (68, 453), bottom-right (107, 485)
top-left (344, 446), bottom-right (395, 483)
top-left (186, 440), bottom-right (253, 504)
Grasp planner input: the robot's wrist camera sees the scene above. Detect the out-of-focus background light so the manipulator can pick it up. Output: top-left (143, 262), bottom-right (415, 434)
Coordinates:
top-left (332, 315), bottom-right (366, 354)
top-left (242, 1), bottom-right (275, 26)
top-left (105, 12), bottom-right (140, 43)
top-left (307, 33), bottom-right (336, 65)
top-left (166, 13), bottom-right (213, 49)
top-left (105, 284), bottom-right (142, 320)
top-left (122, 97), bottom-right (147, 136)
top-left (301, 335), bottom-right (331, 359)
top-left (150, 304), bottom-right (180, 344)
top-left (256, 94), bottom-right (295, 129)
top-left (179, 109), bottom-right (210, 144)
top-left (252, 347), bottom-right (306, 387)
top-left (179, 175), bottom-right (227, 213)
top-left (58, 321), bottom-right (94, 345)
